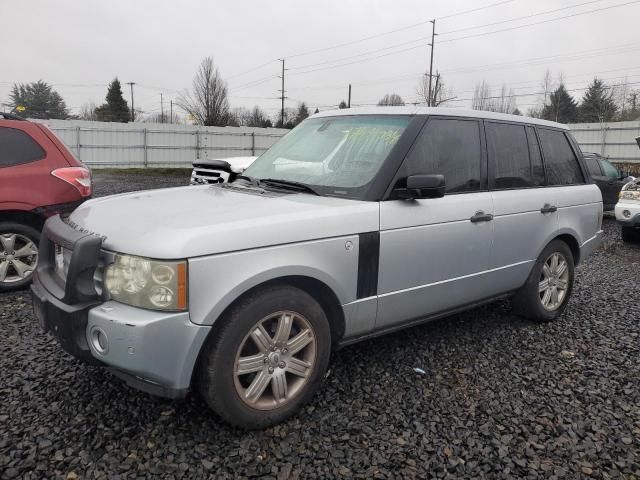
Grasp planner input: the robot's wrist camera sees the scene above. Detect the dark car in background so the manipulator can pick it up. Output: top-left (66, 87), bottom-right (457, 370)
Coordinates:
top-left (582, 152), bottom-right (634, 210)
top-left (0, 112), bottom-right (91, 291)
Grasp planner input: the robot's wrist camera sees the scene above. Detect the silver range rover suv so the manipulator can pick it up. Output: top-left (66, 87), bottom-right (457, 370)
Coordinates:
top-left (32, 107), bottom-right (603, 429)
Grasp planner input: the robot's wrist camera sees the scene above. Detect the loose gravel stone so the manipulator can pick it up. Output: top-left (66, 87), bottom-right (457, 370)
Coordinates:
top-left (1, 171), bottom-right (639, 479)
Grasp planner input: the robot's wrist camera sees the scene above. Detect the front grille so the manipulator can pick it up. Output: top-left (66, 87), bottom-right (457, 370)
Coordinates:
top-left (191, 166), bottom-right (231, 185)
top-left (53, 244), bottom-right (72, 285)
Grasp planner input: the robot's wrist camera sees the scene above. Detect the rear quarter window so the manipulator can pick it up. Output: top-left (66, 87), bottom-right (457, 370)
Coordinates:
top-left (538, 129), bottom-right (585, 185)
top-left (0, 127), bottom-right (46, 167)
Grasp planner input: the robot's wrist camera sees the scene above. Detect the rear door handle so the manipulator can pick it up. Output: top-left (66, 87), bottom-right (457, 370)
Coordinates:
top-left (540, 204), bottom-right (558, 214)
top-left (470, 211), bottom-right (493, 223)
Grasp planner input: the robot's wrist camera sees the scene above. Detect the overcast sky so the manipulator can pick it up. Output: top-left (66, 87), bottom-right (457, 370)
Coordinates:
top-left (2, 0), bottom-right (640, 120)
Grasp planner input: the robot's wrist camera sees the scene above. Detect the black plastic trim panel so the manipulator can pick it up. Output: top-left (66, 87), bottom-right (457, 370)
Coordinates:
top-left (357, 232), bottom-right (380, 299)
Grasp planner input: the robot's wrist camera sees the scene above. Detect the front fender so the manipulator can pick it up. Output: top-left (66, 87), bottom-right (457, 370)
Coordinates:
top-left (187, 236), bottom-right (360, 326)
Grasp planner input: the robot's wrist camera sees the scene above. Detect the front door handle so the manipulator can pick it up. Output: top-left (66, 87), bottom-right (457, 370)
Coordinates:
top-left (540, 204), bottom-right (558, 214)
top-left (470, 211), bottom-right (493, 223)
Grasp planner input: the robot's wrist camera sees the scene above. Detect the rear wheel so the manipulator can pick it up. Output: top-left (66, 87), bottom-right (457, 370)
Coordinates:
top-left (0, 222), bottom-right (40, 292)
top-left (621, 226), bottom-right (639, 243)
top-left (197, 285), bottom-right (331, 429)
top-left (512, 240), bottom-right (575, 322)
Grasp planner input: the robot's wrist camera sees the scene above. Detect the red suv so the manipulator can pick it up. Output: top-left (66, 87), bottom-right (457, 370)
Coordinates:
top-left (0, 112), bottom-right (91, 291)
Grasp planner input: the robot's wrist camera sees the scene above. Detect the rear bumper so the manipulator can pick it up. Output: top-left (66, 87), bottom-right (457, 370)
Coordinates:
top-left (33, 198), bottom-right (88, 218)
top-left (580, 230), bottom-right (604, 261)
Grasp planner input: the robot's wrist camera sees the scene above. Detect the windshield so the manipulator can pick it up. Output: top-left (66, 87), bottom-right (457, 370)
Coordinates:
top-left (243, 115), bottom-right (410, 198)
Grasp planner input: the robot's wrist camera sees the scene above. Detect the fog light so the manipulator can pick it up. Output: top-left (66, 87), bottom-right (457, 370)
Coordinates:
top-left (623, 209), bottom-right (631, 218)
top-left (90, 327), bottom-right (109, 354)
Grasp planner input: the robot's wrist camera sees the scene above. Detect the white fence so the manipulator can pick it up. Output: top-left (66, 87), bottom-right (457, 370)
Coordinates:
top-left (32, 118), bottom-right (640, 170)
top-left (568, 120), bottom-right (640, 166)
top-left (34, 119), bottom-right (289, 168)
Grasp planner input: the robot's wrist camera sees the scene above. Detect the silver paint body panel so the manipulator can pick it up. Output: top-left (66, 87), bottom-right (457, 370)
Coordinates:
top-left (63, 109), bottom-right (603, 393)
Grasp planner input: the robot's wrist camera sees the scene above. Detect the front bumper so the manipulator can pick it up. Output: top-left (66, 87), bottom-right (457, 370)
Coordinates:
top-left (615, 201), bottom-right (640, 227)
top-left (31, 215), bottom-right (210, 399)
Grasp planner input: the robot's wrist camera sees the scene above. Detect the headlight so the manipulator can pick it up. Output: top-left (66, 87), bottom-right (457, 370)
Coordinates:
top-left (104, 254), bottom-right (187, 311)
top-left (620, 191), bottom-right (640, 201)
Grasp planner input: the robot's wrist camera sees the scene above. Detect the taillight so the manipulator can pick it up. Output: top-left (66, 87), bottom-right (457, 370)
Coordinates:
top-left (51, 167), bottom-right (92, 197)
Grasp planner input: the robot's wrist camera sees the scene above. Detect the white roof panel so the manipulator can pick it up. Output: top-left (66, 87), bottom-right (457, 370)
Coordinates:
top-left (309, 106), bottom-right (568, 130)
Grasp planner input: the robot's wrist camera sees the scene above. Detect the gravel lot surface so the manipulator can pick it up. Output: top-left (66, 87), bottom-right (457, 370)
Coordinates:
top-left (1, 171), bottom-right (639, 479)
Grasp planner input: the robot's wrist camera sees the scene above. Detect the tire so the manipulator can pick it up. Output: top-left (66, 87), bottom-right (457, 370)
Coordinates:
top-left (196, 285), bottom-right (331, 429)
top-left (621, 226), bottom-right (639, 243)
top-left (512, 239), bottom-right (575, 322)
top-left (0, 222), bottom-right (40, 292)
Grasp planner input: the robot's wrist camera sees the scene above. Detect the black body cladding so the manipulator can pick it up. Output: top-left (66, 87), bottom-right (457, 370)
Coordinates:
top-left (357, 232), bottom-right (380, 299)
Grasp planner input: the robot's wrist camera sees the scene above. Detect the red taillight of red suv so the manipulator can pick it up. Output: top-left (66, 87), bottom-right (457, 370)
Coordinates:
top-left (51, 167), bottom-right (92, 197)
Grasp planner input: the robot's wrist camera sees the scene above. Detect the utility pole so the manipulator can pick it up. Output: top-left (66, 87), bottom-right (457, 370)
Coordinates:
top-left (126, 82), bottom-right (136, 121)
top-left (427, 19), bottom-right (437, 107)
top-left (348, 84), bottom-right (352, 108)
top-left (278, 59), bottom-right (286, 127)
top-left (170, 100), bottom-right (173, 124)
top-left (160, 93), bottom-right (164, 123)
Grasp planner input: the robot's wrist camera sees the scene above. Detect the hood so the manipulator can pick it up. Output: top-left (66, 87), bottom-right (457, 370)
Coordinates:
top-left (194, 156), bottom-right (257, 172)
top-left (69, 185), bottom-right (379, 258)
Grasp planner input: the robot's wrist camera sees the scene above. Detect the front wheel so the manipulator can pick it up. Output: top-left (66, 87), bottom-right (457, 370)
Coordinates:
top-left (197, 285), bottom-right (331, 429)
top-left (512, 240), bottom-right (575, 322)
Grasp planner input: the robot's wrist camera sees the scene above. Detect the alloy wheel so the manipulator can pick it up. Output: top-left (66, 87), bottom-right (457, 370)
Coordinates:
top-left (234, 311), bottom-right (317, 411)
top-left (538, 252), bottom-right (569, 311)
top-left (0, 233), bottom-right (38, 284)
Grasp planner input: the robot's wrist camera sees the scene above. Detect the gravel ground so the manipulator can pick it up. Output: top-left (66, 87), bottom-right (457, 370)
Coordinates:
top-left (1, 171), bottom-right (639, 479)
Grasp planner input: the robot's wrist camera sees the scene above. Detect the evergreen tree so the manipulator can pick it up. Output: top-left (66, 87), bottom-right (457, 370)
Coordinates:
top-left (541, 84), bottom-right (578, 123)
top-left (338, 100), bottom-right (348, 109)
top-left (95, 78), bottom-right (131, 122)
top-left (314, 108), bottom-right (320, 114)
top-left (294, 102), bottom-right (310, 126)
top-left (578, 78), bottom-right (617, 122)
top-left (9, 80), bottom-right (69, 119)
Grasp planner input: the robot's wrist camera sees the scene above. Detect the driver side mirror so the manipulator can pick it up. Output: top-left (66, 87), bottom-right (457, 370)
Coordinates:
top-left (394, 174), bottom-right (446, 200)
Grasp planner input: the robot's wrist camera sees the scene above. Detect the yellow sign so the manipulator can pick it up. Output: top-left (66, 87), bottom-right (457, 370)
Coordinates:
top-left (15, 105), bottom-right (26, 112)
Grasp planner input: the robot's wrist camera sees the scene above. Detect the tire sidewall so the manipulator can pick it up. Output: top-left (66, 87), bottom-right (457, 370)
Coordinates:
top-left (199, 285), bottom-right (331, 429)
top-left (0, 222), bottom-right (40, 292)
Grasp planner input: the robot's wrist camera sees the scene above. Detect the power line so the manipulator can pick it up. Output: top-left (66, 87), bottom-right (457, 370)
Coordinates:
top-left (282, 0), bottom-right (521, 60)
top-left (438, 0), bottom-right (605, 35)
top-left (437, 0), bottom-right (519, 20)
top-left (439, 0), bottom-right (640, 44)
top-left (283, 0), bottom-right (640, 78)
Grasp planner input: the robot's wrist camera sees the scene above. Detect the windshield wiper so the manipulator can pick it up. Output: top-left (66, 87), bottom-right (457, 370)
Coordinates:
top-left (257, 178), bottom-right (320, 195)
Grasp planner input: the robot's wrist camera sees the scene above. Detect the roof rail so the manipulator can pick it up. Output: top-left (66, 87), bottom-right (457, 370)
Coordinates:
top-left (0, 112), bottom-right (26, 121)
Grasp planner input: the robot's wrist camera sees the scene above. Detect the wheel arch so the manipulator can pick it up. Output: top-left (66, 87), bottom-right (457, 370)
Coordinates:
top-left (190, 274), bottom-right (346, 387)
top-left (0, 210), bottom-right (45, 232)
top-left (535, 229), bottom-right (582, 266)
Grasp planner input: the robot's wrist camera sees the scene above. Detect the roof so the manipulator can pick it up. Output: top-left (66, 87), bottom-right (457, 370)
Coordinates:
top-left (309, 106), bottom-right (568, 130)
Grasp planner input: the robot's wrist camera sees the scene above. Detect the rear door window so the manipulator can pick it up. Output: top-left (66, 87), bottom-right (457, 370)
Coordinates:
top-left (0, 127), bottom-right (46, 167)
top-left (538, 129), bottom-right (585, 185)
top-left (404, 118), bottom-right (482, 193)
top-left (600, 159), bottom-right (619, 179)
top-left (487, 122), bottom-right (544, 189)
top-left (584, 157), bottom-right (603, 177)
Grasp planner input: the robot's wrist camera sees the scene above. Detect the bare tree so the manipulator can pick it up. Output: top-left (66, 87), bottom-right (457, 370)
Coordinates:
top-left (79, 101), bottom-right (98, 121)
top-left (472, 81), bottom-right (517, 114)
top-left (377, 93), bottom-right (405, 106)
top-left (231, 106), bottom-right (272, 127)
top-left (416, 71), bottom-right (455, 106)
top-left (472, 80), bottom-right (492, 111)
top-left (178, 57), bottom-right (231, 126)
